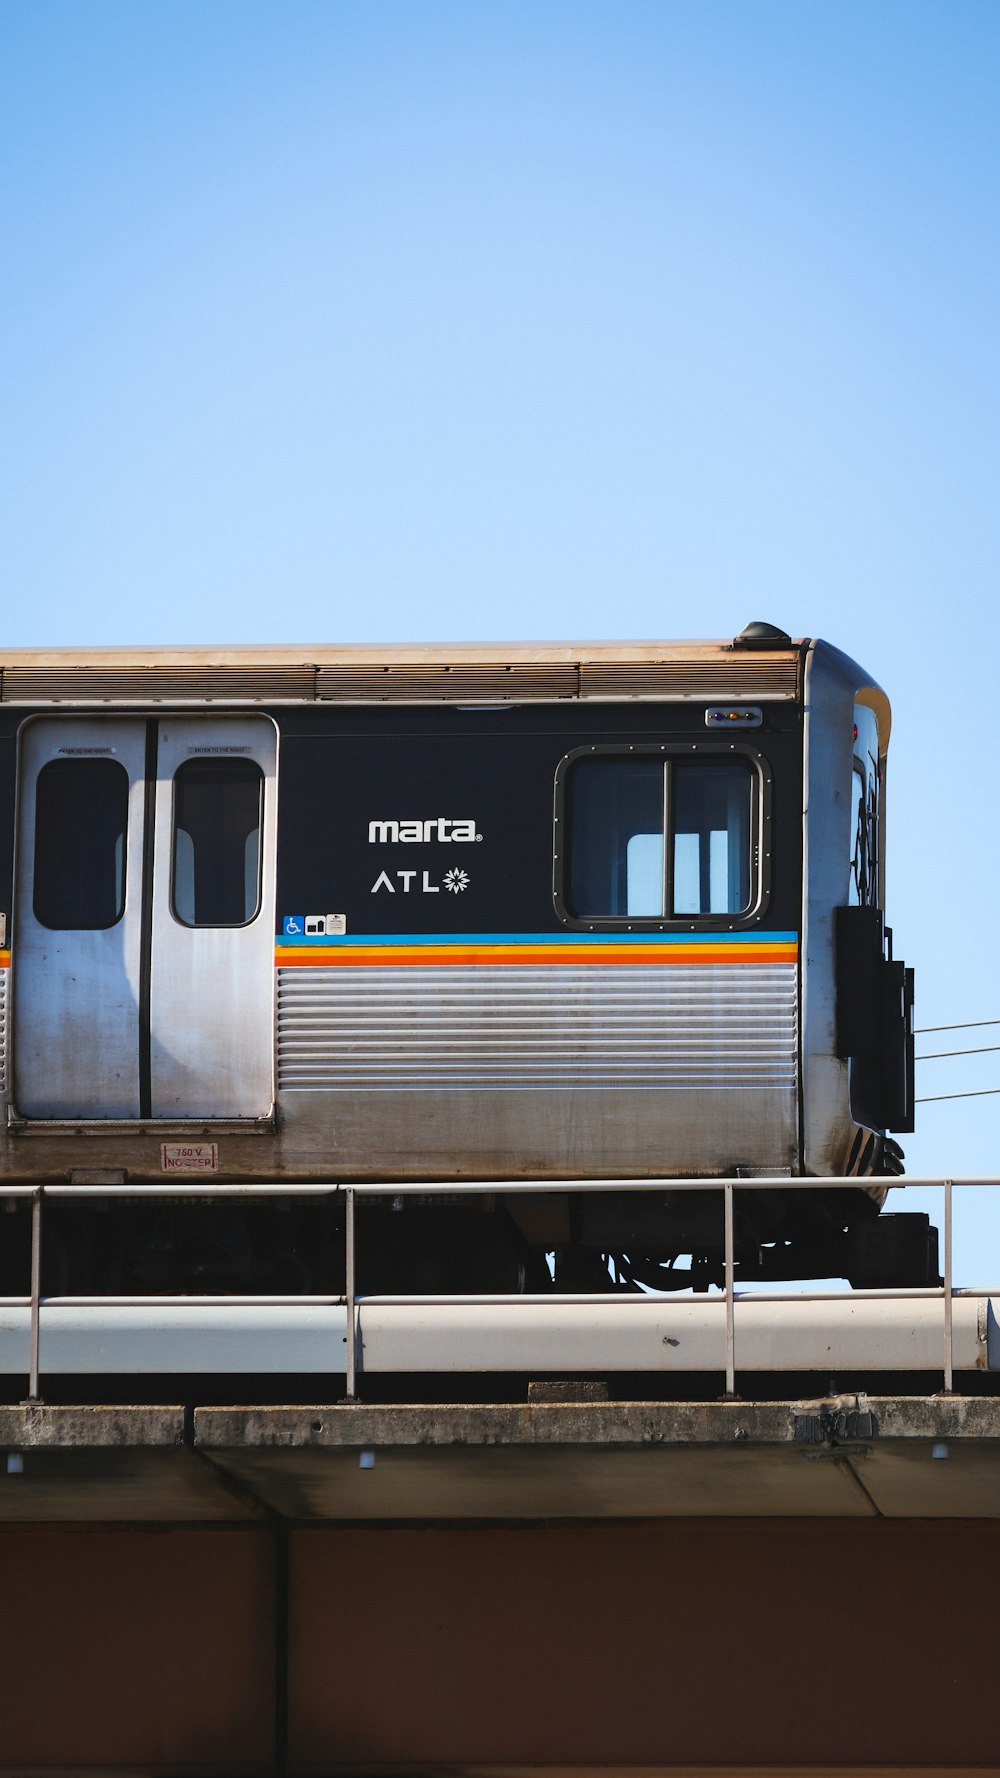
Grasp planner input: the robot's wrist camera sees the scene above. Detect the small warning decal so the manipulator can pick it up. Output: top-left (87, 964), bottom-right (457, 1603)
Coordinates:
top-left (282, 914), bottom-right (347, 936)
top-left (160, 1142), bottom-right (220, 1173)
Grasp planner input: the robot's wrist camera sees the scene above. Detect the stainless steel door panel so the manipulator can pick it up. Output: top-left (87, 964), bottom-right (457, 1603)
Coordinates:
top-left (13, 720), bottom-right (147, 1118)
top-left (149, 717), bottom-right (277, 1117)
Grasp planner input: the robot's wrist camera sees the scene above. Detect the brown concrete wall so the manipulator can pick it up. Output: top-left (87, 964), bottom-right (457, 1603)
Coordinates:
top-left (288, 1520), bottom-right (1000, 1772)
top-left (0, 1526), bottom-right (275, 1773)
top-left (0, 1519), bottom-right (997, 1773)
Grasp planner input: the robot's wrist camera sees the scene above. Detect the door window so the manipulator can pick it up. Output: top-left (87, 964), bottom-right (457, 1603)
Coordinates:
top-left (33, 756), bottom-right (129, 930)
top-left (171, 756), bottom-right (264, 927)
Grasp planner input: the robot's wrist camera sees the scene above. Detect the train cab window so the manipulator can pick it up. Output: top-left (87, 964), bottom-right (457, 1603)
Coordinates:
top-left (33, 757), bottom-right (129, 930)
top-left (850, 704), bottom-right (880, 908)
top-left (567, 758), bottom-right (664, 917)
top-left (672, 762), bottom-right (752, 915)
top-left (172, 757), bottom-right (263, 927)
top-left (563, 754), bottom-right (755, 921)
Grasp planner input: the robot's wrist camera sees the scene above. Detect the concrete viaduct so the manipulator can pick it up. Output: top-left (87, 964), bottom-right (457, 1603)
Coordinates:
top-left (1, 1390), bottom-right (998, 1774)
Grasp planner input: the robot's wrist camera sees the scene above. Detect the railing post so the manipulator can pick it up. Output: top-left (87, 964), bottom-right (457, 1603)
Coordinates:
top-left (24, 1187), bottom-right (43, 1404)
top-left (344, 1187), bottom-right (357, 1402)
top-left (942, 1178), bottom-right (953, 1393)
top-left (724, 1180), bottom-right (736, 1398)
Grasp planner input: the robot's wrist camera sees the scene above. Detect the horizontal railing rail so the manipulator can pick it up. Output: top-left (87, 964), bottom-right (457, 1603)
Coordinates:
top-left (2, 1175), bottom-right (994, 1402)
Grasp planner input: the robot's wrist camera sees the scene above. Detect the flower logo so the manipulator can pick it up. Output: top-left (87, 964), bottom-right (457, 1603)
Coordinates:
top-left (443, 868), bottom-right (470, 893)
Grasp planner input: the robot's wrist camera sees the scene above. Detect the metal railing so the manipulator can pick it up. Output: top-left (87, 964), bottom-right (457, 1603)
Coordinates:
top-left (2, 1174), bottom-right (992, 1403)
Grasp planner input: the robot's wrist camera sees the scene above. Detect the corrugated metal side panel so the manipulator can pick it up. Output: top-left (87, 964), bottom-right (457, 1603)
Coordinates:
top-left (315, 664), bottom-right (580, 700)
top-left (276, 963), bottom-right (798, 1091)
top-left (0, 666), bottom-right (318, 701)
top-left (579, 658), bottom-right (800, 698)
top-left (317, 658), bottom-right (800, 701)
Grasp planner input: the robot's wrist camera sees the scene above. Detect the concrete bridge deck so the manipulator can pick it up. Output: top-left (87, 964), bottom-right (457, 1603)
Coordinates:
top-left (3, 1393), bottom-right (1000, 1521)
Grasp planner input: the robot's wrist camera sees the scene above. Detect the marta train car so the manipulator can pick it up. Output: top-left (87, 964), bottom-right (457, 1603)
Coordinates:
top-left (0, 622), bottom-right (927, 1296)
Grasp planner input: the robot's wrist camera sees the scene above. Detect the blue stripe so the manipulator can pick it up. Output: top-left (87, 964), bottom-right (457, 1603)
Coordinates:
top-left (276, 930), bottom-right (799, 947)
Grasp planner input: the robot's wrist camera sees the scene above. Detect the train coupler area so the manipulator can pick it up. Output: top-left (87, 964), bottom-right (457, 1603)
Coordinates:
top-left (844, 1213), bottom-right (941, 1290)
top-left (563, 1190), bottom-right (942, 1292)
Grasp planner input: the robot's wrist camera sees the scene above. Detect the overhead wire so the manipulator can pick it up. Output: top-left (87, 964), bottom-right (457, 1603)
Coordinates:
top-left (912, 1022), bottom-right (1000, 1099)
top-left (915, 1018), bottom-right (1000, 1033)
top-left (918, 1081), bottom-right (1000, 1095)
top-left (916, 1045), bottom-right (1000, 1060)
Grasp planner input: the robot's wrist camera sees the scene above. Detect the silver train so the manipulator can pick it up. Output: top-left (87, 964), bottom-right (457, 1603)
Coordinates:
top-left (0, 622), bottom-right (928, 1298)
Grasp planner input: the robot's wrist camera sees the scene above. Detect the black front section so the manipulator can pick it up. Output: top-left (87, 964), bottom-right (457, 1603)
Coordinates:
top-left (273, 699), bottom-right (803, 941)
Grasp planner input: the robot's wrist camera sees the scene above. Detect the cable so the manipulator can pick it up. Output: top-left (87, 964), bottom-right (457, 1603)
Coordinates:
top-left (916, 1044), bottom-right (1000, 1061)
top-left (916, 1087), bottom-right (1000, 1103)
top-left (915, 1018), bottom-right (1000, 1034)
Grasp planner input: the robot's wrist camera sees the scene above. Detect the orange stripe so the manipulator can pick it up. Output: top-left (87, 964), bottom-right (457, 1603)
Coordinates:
top-left (0, 944), bottom-right (798, 970)
top-left (275, 943), bottom-right (797, 967)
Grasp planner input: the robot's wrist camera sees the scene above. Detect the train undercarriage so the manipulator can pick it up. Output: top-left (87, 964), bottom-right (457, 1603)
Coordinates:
top-left (0, 1182), bottom-right (941, 1300)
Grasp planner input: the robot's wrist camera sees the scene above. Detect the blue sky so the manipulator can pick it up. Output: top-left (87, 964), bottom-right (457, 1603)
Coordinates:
top-left (3, 0), bottom-right (999, 1274)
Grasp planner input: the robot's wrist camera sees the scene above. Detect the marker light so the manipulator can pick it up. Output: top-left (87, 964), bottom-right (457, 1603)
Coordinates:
top-left (705, 706), bottom-right (762, 729)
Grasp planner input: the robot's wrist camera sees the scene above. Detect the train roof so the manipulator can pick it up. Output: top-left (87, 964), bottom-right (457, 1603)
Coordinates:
top-left (0, 631), bottom-right (821, 704)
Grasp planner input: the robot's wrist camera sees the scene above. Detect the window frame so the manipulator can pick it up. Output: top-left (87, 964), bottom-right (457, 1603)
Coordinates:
top-left (553, 741), bottom-right (771, 930)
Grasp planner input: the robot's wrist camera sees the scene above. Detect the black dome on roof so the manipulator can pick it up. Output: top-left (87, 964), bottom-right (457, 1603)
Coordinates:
top-left (732, 620), bottom-right (792, 650)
